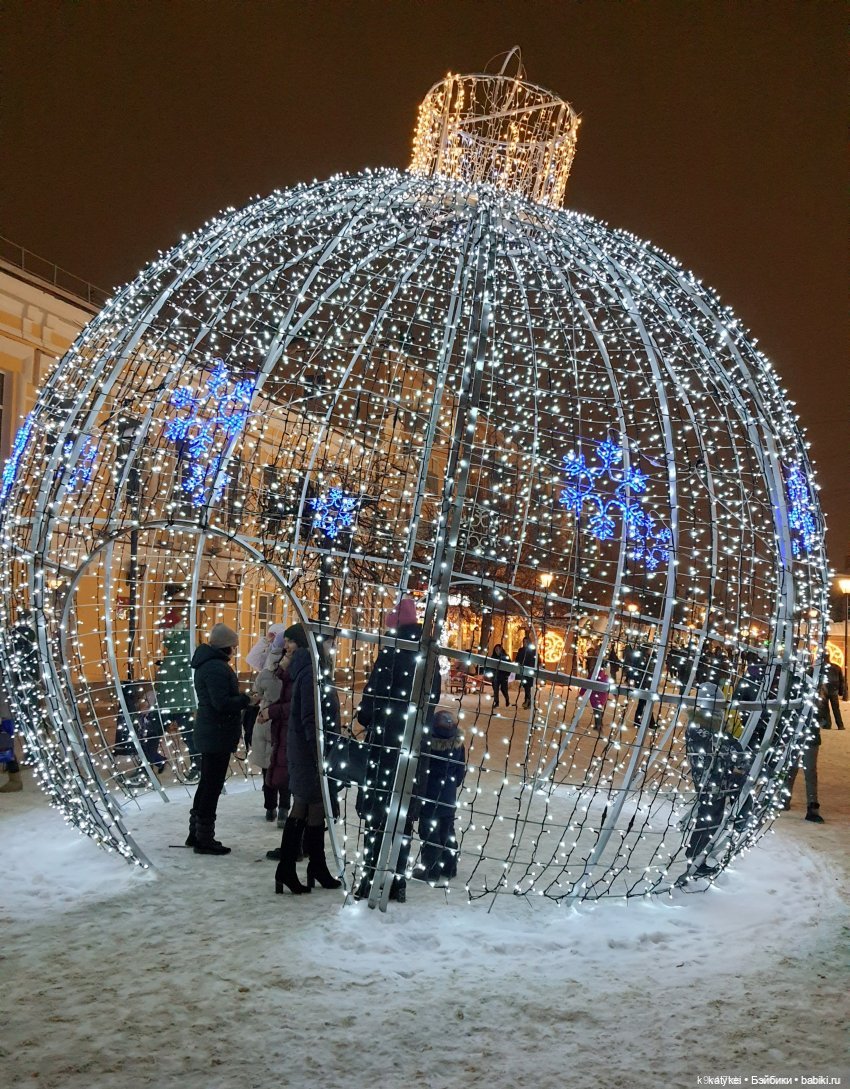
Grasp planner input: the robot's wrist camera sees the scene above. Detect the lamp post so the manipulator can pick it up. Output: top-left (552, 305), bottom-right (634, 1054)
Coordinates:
top-left (838, 576), bottom-right (850, 694)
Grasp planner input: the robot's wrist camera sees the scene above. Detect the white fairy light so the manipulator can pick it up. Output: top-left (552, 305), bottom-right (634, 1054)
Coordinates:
top-left (0, 57), bottom-right (828, 904)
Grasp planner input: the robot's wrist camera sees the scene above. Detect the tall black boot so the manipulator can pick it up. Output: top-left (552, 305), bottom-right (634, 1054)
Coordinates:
top-left (305, 824), bottom-right (342, 889)
top-left (185, 808), bottom-right (198, 848)
top-left (193, 819), bottom-right (231, 855)
top-left (274, 818), bottom-right (310, 894)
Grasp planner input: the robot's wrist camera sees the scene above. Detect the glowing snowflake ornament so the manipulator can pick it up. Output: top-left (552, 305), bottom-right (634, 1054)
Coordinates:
top-left (0, 49), bottom-right (828, 907)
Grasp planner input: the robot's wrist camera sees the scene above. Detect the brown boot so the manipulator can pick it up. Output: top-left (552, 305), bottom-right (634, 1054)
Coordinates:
top-left (0, 771), bottom-right (23, 793)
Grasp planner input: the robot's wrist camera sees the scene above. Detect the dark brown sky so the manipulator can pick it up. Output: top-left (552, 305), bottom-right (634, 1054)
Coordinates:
top-left (4, 0), bottom-right (847, 572)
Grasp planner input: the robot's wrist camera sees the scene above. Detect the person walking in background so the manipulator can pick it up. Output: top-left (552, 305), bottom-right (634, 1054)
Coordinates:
top-left (623, 643), bottom-right (657, 729)
top-left (580, 667), bottom-right (610, 731)
top-left (416, 709), bottom-right (466, 885)
top-left (274, 623), bottom-right (341, 895)
top-left (515, 635), bottom-right (537, 710)
top-left (187, 623), bottom-right (252, 855)
top-left (487, 643), bottom-right (511, 708)
top-left (821, 657), bottom-right (846, 730)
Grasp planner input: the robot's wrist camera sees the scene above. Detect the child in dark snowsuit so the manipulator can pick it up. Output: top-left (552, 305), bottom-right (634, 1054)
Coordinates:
top-left (416, 710), bottom-right (466, 884)
top-left (683, 683), bottom-right (752, 877)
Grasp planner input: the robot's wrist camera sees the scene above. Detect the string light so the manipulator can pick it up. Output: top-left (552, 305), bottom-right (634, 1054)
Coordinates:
top-left (0, 57), bottom-right (828, 904)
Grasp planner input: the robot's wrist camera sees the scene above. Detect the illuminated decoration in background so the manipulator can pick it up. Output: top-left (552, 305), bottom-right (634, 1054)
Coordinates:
top-left (559, 438), bottom-right (673, 571)
top-left (308, 487), bottom-right (361, 541)
top-left (164, 360), bottom-right (254, 507)
top-left (0, 52), bottom-right (828, 908)
top-left (784, 462), bottom-right (819, 559)
top-left (0, 412), bottom-right (34, 505)
top-left (63, 437), bottom-right (99, 493)
top-left (539, 630), bottom-right (565, 665)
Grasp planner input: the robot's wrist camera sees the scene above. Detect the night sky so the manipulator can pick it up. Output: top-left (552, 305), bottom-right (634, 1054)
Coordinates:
top-left (4, 1), bottom-right (847, 573)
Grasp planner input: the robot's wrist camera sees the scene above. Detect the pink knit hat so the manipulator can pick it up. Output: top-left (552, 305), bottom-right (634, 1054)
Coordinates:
top-left (396, 596), bottom-right (418, 626)
top-left (384, 608), bottom-right (399, 630)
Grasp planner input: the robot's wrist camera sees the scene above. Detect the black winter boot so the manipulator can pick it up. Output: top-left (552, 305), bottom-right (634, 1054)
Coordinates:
top-left (185, 809), bottom-right (199, 848)
top-left (274, 818), bottom-right (310, 894)
top-left (193, 820), bottom-right (231, 855)
top-left (805, 803), bottom-right (825, 824)
top-left (305, 824), bottom-right (342, 889)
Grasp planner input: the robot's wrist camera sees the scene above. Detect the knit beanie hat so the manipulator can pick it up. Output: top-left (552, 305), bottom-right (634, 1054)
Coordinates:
top-left (384, 608), bottom-right (399, 630)
top-left (209, 623), bottom-right (239, 649)
top-left (283, 623), bottom-right (308, 648)
top-left (396, 596), bottom-right (418, 626)
top-left (432, 709), bottom-right (457, 734)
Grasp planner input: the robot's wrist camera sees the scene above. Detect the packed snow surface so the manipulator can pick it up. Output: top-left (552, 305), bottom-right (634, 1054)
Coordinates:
top-left (2, 729), bottom-right (848, 1089)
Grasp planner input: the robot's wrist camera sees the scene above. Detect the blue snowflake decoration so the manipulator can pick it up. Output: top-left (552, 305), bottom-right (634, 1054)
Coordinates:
top-left (308, 487), bottom-right (361, 541)
top-left (163, 361), bottom-right (254, 507)
top-left (784, 462), bottom-right (819, 559)
top-left (1, 412), bottom-right (35, 506)
top-left (63, 437), bottom-right (99, 493)
top-left (559, 438), bottom-right (671, 571)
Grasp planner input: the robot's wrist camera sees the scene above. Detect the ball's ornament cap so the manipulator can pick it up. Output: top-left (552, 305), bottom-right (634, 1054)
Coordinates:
top-left (409, 47), bottom-right (580, 208)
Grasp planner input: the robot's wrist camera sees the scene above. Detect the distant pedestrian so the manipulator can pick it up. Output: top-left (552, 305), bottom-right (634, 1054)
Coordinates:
top-left (821, 658), bottom-right (846, 730)
top-left (486, 644), bottom-right (511, 708)
top-left (580, 667), bottom-right (610, 730)
top-left (515, 636), bottom-right (537, 710)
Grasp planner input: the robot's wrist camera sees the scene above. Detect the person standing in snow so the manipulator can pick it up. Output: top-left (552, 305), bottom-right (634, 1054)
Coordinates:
top-left (682, 683), bottom-right (752, 879)
top-left (355, 596), bottom-right (441, 902)
top-left (274, 624), bottom-right (341, 895)
top-left (416, 709), bottom-right (466, 884)
top-left (249, 630), bottom-right (290, 825)
top-left (783, 676), bottom-right (826, 823)
top-left (186, 623), bottom-right (252, 855)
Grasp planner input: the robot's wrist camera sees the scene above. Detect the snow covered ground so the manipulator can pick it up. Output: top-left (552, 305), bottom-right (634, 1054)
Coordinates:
top-left (2, 724), bottom-right (848, 1089)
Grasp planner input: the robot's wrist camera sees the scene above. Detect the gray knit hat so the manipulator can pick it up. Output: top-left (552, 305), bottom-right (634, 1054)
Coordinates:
top-left (209, 623), bottom-right (239, 649)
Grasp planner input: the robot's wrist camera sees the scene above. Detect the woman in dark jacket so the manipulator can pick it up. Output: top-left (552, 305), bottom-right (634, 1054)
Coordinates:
top-left (187, 623), bottom-right (251, 855)
top-left (486, 643), bottom-right (510, 708)
top-left (355, 597), bottom-right (441, 902)
top-left (274, 625), bottom-right (341, 895)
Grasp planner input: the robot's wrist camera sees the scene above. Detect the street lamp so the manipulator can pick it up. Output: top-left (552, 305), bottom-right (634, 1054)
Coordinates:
top-left (838, 576), bottom-right (850, 693)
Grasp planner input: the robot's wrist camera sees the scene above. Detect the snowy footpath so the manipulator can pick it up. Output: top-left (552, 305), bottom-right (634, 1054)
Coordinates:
top-left (1, 729), bottom-right (848, 1089)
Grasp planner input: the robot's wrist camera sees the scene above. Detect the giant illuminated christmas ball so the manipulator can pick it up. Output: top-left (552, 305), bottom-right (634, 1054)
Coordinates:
top-left (0, 55), bottom-right (828, 907)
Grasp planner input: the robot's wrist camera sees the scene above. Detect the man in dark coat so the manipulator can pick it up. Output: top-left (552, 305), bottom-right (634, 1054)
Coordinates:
top-left (187, 623), bottom-right (251, 855)
top-left (355, 597), bottom-right (441, 901)
top-left (623, 643), bottom-right (658, 729)
top-left (515, 635), bottom-right (537, 709)
top-left (822, 658), bottom-right (846, 730)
